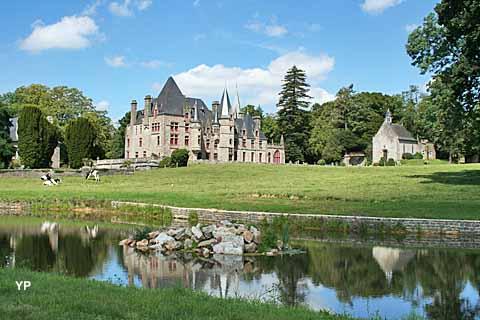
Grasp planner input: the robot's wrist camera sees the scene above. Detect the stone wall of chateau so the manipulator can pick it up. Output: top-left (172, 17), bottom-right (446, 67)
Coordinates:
top-left (112, 201), bottom-right (480, 235)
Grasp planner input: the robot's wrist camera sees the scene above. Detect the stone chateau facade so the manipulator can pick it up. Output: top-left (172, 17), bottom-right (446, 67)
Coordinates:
top-left (125, 77), bottom-right (285, 164)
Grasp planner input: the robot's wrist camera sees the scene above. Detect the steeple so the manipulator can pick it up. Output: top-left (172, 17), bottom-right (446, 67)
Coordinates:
top-left (220, 87), bottom-right (231, 119)
top-left (232, 84), bottom-right (241, 118)
top-left (385, 109), bottom-right (392, 125)
top-left (280, 134), bottom-right (284, 146)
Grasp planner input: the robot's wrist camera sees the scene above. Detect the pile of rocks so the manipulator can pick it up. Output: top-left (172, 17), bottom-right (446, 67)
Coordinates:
top-left (119, 220), bottom-right (283, 256)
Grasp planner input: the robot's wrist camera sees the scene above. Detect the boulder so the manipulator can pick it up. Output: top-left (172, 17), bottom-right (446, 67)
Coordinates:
top-left (250, 226), bottom-right (261, 244)
top-left (118, 239), bottom-right (129, 246)
top-left (136, 239), bottom-right (149, 247)
top-left (220, 220), bottom-right (232, 227)
top-left (213, 226), bottom-right (237, 239)
top-left (244, 242), bottom-right (257, 253)
top-left (164, 240), bottom-right (182, 251)
top-left (191, 226), bottom-right (204, 240)
top-left (201, 225), bottom-right (216, 238)
top-left (153, 232), bottom-right (175, 247)
top-left (197, 238), bottom-right (216, 248)
top-left (266, 249), bottom-right (279, 256)
top-left (167, 227), bottom-right (186, 240)
top-left (183, 238), bottom-right (193, 250)
top-left (243, 230), bottom-right (254, 243)
top-left (128, 240), bottom-right (136, 248)
top-left (202, 248), bottom-right (210, 257)
top-left (212, 234), bottom-right (244, 255)
top-left (147, 230), bottom-right (160, 239)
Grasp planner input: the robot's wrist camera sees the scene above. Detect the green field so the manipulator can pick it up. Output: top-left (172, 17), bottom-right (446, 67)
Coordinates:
top-left (0, 268), bottom-right (351, 320)
top-left (1, 163), bottom-right (480, 220)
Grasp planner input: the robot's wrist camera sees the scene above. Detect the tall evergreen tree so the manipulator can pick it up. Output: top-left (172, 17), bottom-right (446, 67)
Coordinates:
top-left (65, 118), bottom-right (96, 169)
top-left (277, 66), bottom-right (312, 163)
top-left (17, 106), bottom-right (58, 168)
top-left (0, 103), bottom-right (15, 168)
top-left (107, 111), bottom-right (130, 159)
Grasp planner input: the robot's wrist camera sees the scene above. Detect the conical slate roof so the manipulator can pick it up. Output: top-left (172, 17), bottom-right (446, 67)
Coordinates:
top-left (220, 88), bottom-right (231, 118)
top-left (153, 77), bottom-right (185, 116)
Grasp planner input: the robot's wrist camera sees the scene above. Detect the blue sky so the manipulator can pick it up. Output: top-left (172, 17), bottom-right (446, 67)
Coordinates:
top-left (0, 0), bottom-right (438, 120)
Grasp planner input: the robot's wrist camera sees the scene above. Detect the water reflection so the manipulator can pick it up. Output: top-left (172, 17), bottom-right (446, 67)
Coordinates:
top-left (1, 217), bottom-right (480, 319)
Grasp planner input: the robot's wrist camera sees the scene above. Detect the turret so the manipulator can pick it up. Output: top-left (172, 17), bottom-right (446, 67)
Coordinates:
top-left (220, 88), bottom-right (231, 119)
top-left (212, 101), bottom-right (220, 124)
top-left (385, 109), bottom-right (392, 125)
top-left (280, 134), bottom-right (285, 146)
top-left (253, 115), bottom-right (261, 129)
top-left (130, 100), bottom-right (137, 127)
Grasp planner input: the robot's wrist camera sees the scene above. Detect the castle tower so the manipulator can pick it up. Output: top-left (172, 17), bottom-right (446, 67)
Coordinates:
top-left (218, 88), bottom-right (234, 162)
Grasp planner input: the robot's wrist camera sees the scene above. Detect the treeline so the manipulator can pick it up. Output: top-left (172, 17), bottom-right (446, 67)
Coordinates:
top-left (0, 85), bottom-right (128, 169)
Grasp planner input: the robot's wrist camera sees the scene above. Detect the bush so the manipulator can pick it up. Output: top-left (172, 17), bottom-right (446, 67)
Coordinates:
top-left (402, 153), bottom-right (414, 160)
top-left (158, 156), bottom-right (172, 168)
top-left (171, 149), bottom-right (189, 167)
top-left (413, 152), bottom-right (423, 159)
top-left (133, 226), bottom-right (154, 241)
top-left (386, 158), bottom-right (396, 166)
top-left (317, 159), bottom-right (326, 166)
top-left (379, 157), bottom-right (386, 166)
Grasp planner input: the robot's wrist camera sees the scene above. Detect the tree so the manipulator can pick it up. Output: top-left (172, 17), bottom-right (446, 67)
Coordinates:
top-left (241, 105), bottom-right (264, 118)
top-left (170, 149), bottom-right (189, 167)
top-left (406, 1), bottom-right (480, 158)
top-left (0, 103), bottom-right (15, 168)
top-left (261, 113), bottom-right (281, 143)
top-left (277, 66), bottom-right (312, 163)
top-left (81, 110), bottom-right (115, 159)
top-left (65, 118), bottom-right (96, 169)
top-left (17, 106), bottom-right (58, 168)
top-left (108, 112), bottom-right (130, 159)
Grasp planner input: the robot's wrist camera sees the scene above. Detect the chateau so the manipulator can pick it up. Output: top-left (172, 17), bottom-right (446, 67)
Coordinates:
top-left (125, 77), bottom-right (285, 164)
top-left (372, 109), bottom-right (435, 163)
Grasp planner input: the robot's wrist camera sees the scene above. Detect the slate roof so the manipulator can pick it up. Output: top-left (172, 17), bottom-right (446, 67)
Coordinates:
top-left (235, 113), bottom-right (267, 141)
top-left (390, 124), bottom-right (417, 142)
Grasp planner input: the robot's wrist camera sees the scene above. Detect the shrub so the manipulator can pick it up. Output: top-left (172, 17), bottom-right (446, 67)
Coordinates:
top-left (171, 149), bottom-right (189, 167)
top-left (121, 160), bottom-right (133, 168)
top-left (386, 158), bottom-right (396, 166)
top-left (317, 159), bottom-right (326, 166)
top-left (188, 211), bottom-right (199, 226)
top-left (379, 157), bottom-right (386, 166)
top-left (159, 156), bottom-right (172, 168)
top-left (413, 152), bottom-right (423, 159)
top-left (133, 226), bottom-right (154, 241)
top-left (402, 153), bottom-right (414, 160)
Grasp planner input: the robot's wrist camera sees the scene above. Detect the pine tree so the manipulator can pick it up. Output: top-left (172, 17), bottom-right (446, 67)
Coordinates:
top-left (277, 66), bottom-right (312, 163)
top-left (18, 106), bottom-right (58, 168)
top-left (0, 104), bottom-right (15, 168)
top-left (65, 117), bottom-right (96, 169)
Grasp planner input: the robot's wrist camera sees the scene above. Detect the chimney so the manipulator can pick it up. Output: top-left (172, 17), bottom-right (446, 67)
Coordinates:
top-left (144, 95), bottom-right (152, 122)
top-left (212, 101), bottom-right (220, 124)
top-left (130, 100), bottom-right (137, 127)
top-left (253, 115), bottom-right (261, 128)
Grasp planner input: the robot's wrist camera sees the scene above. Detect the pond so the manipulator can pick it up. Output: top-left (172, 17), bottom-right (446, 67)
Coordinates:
top-left (1, 216), bottom-right (480, 319)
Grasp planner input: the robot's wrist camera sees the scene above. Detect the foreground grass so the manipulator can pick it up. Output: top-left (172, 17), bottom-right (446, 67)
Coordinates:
top-left (0, 268), bottom-right (351, 320)
top-left (1, 163), bottom-right (480, 219)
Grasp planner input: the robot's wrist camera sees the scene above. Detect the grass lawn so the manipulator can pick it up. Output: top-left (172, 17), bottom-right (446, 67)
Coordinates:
top-left (1, 163), bottom-right (480, 220)
top-left (0, 268), bottom-right (352, 320)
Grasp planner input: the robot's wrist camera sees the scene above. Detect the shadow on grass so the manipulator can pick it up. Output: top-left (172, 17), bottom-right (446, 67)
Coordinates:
top-left (408, 170), bottom-right (480, 185)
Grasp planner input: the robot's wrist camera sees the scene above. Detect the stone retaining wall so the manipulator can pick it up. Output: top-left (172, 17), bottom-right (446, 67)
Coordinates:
top-left (111, 201), bottom-right (480, 235)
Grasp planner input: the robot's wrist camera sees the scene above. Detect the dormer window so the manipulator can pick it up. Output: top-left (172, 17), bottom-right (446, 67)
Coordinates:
top-left (255, 130), bottom-right (258, 137)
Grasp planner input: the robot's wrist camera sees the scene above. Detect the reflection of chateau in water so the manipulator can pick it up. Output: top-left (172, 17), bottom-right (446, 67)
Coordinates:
top-left (372, 246), bottom-right (415, 284)
top-left (122, 246), bottom-right (245, 298)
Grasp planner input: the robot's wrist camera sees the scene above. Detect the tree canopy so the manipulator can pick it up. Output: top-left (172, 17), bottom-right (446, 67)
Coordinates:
top-left (65, 118), bottom-right (97, 169)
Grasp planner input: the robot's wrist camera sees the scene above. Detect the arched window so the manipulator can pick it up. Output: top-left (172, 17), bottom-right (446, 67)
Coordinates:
top-left (273, 150), bottom-right (281, 164)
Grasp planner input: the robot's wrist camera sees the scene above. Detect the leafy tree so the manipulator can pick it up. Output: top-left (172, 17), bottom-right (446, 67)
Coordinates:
top-left (406, 1), bottom-right (480, 158)
top-left (17, 106), bottom-right (58, 168)
top-left (241, 105), bottom-right (264, 118)
top-left (277, 66), bottom-right (312, 163)
top-left (261, 113), bottom-right (281, 143)
top-left (65, 118), bottom-right (96, 169)
top-left (81, 110), bottom-right (115, 159)
top-left (0, 103), bottom-right (15, 168)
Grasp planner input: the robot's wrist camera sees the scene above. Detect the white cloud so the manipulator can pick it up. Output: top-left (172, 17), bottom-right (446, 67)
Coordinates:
top-left (193, 0), bottom-right (200, 7)
top-left (96, 100), bottom-right (110, 111)
top-left (83, 0), bottom-right (104, 16)
top-left (194, 33), bottom-right (206, 42)
top-left (20, 16), bottom-right (99, 53)
top-left (109, 0), bottom-right (133, 16)
top-left (139, 59), bottom-right (169, 69)
top-left (168, 50), bottom-right (335, 111)
top-left (361, 0), bottom-right (403, 14)
top-left (245, 16), bottom-right (288, 38)
top-left (405, 24), bottom-right (418, 33)
top-left (108, 0), bottom-right (152, 16)
top-left (105, 55), bottom-right (127, 67)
